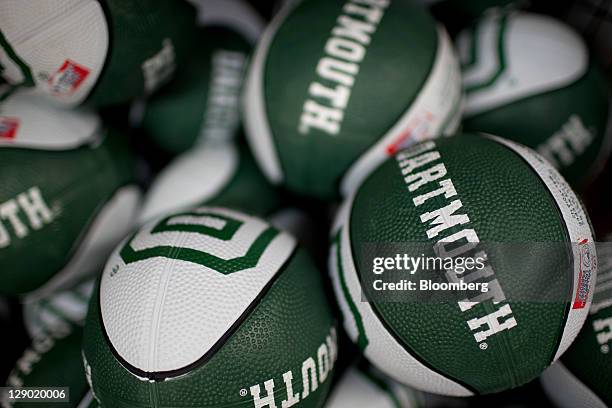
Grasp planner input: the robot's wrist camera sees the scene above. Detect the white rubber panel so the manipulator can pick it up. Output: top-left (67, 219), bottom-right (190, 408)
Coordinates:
top-left (101, 207), bottom-right (296, 373)
top-left (0, 91), bottom-right (101, 149)
top-left (0, 0), bottom-right (109, 106)
top-left (139, 143), bottom-right (238, 224)
top-left (458, 11), bottom-right (588, 117)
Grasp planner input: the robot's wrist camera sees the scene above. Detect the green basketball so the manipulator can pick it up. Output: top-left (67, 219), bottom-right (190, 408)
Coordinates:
top-left (139, 142), bottom-right (282, 224)
top-left (23, 277), bottom-right (94, 339)
top-left (330, 133), bottom-right (596, 395)
top-left (541, 242), bottom-right (612, 408)
top-left (243, 0), bottom-right (462, 199)
top-left (136, 26), bottom-right (251, 154)
top-left (5, 327), bottom-right (96, 408)
top-left (457, 10), bottom-right (611, 188)
top-left (83, 207), bottom-right (337, 407)
top-left (0, 92), bottom-right (140, 298)
top-left (0, 0), bottom-right (197, 107)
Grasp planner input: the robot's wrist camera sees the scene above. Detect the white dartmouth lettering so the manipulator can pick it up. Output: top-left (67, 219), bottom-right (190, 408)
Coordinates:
top-left (396, 144), bottom-right (517, 344)
top-left (413, 179), bottom-right (457, 206)
top-left (142, 38), bottom-right (176, 94)
top-left (298, 0), bottom-right (390, 135)
top-left (420, 200), bottom-right (470, 239)
top-left (300, 100), bottom-right (344, 135)
top-left (0, 187), bottom-right (54, 248)
top-left (200, 50), bottom-right (247, 144)
top-left (281, 371), bottom-right (300, 408)
top-left (0, 200), bottom-right (27, 239)
top-left (250, 380), bottom-right (277, 408)
top-left (467, 304), bottom-right (517, 343)
top-left (301, 357), bottom-right (318, 398)
top-left (248, 327), bottom-right (337, 407)
top-left (537, 115), bottom-right (594, 168)
top-left (317, 344), bottom-right (330, 382)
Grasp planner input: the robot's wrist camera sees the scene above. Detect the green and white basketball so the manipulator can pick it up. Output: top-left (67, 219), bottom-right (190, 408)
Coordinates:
top-left (5, 327), bottom-right (97, 408)
top-left (139, 142), bottom-right (282, 224)
top-left (134, 26), bottom-right (251, 154)
top-left (0, 0), bottom-right (197, 107)
top-left (0, 92), bottom-right (141, 298)
top-left (83, 207), bottom-right (337, 407)
top-left (541, 241), bottom-right (612, 408)
top-left (243, 0), bottom-right (462, 199)
top-left (457, 10), bottom-right (611, 188)
top-left (329, 133), bottom-right (596, 395)
top-left (23, 277), bottom-right (94, 339)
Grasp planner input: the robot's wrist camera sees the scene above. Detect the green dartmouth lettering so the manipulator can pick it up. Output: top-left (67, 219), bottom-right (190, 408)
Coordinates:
top-left (395, 141), bottom-right (518, 344)
top-left (298, 0), bottom-right (390, 136)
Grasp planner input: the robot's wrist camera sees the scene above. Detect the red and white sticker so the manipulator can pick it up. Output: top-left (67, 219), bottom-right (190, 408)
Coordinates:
top-left (48, 60), bottom-right (90, 96)
top-left (385, 111), bottom-right (435, 156)
top-left (573, 238), bottom-right (595, 309)
top-left (0, 117), bottom-right (19, 139)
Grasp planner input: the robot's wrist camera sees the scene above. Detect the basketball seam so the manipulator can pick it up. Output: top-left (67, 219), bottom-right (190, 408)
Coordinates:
top-left (464, 66), bottom-right (591, 124)
top-left (340, 26), bottom-right (462, 196)
top-left (491, 136), bottom-right (575, 367)
top-left (333, 230), bottom-right (369, 351)
top-left (242, 1), bottom-right (295, 185)
top-left (345, 194), bottom-right (479, 395)
top-left (98, 243), bottom-right (299, 381)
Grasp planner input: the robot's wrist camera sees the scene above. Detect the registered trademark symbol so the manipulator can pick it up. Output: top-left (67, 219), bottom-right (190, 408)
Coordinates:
top-left (239, 389), bottom-right (248, 397)
top-left (479, 342), bottom-right (488, 350)
top-left (110, 265), bottom-right (120, 277)
top-left (602, 344), bottom-right (609, 354)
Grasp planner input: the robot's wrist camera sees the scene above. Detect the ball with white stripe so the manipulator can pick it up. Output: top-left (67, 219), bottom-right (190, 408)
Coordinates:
top-left (83, 207), bottom-right (337, 407)
top-left (0, 91), bottom-right (141, 298)
top-left (329, 132), bottom-right (596, 395)
top-left (0, 0), bottom-right (197, 107)
top-left (457, 10), bottom-right (611, 189)
top-left (243, 0), bottom-right (462, 199)
top-left (541, 239), bottom-right (612, 408)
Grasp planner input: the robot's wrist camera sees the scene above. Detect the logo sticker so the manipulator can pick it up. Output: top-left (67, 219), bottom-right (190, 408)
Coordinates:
top-left (0, 117), bottom-right (19, 139)
top-left (573, 238), bottom-right (594, 309)
top-left (386, 112), bottom-right (435, 156)
top-left (48, 60), bottom-right (90, 95)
